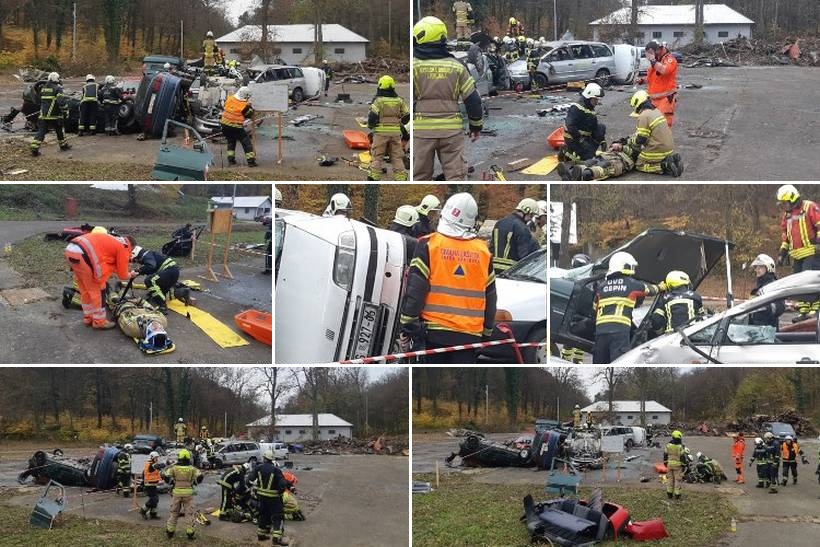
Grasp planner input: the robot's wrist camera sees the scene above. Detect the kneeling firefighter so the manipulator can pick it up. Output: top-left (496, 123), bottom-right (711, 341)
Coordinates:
top-left (130, 244), bottom-right (180, 312)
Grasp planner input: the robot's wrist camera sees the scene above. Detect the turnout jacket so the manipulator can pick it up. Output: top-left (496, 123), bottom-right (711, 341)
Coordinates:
top-left (594, 273), bottom-right (663, 335)
top-left (490, 213), bottom-right (539, 273)
top-left (780, 200), bottom-right (820, 260)
top-left (135, 250), bottom-right (177, 276)
top-left (748, 272), bottom-right (784, 328)
top-left (651, 287), bottom-right (705, 334)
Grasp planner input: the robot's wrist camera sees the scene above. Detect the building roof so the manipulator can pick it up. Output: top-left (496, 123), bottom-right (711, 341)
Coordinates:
top-left (211, 196), bottom-right (271, 208)
top-left (217, 24), bottom-right (369, 44)
top-left (590, 4), bottom-right (754, 26)
top-left (581, 400), bottom-right (671, 413)
top-left (246, 413), bottom-right (353, 428)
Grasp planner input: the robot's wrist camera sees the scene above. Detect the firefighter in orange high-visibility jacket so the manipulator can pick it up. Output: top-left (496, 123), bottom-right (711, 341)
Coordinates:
top-left (399, 193), bottom-right (496, 364)
top-left (220, 86), bottom-right (257, 167)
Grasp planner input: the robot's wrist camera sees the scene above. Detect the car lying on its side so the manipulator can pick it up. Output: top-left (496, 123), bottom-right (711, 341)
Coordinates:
top-left (613, 270), bottom-right (820, 364)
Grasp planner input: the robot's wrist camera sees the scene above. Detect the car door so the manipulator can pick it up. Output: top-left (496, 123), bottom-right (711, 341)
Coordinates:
top-left (541, 47), bottom-right (574, 83)
top-left (568, 44), bottom-right (595, 80)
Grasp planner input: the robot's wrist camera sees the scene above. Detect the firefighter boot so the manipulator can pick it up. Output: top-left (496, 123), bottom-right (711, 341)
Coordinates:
top-left (186, 527), bottom-right (195, 540)
top-left (273, 536), bottom-right (290, 546)
top-left (60, 142), bottom-right (71, 151)
top-left (782, 478), bottom-right (788, 487)
top-left (139, 507), bottom-right (148, 520)
top-left (247, 158), bottom-right (258, 167)
top-left (166, 530), bottom-right (175, 539)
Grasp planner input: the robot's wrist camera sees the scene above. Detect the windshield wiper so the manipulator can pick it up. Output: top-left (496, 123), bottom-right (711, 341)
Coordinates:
top-left (506, 273), bottom-right (546, 284)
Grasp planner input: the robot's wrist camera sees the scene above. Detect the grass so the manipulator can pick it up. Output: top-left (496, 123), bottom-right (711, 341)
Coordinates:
top-left (412, 473), bottom-right (736, 547)
top-left (8, 226), bottom-right (266, 289)
top-left (413, 398), bottom-right (543, 433)
top-left (0, 502), bottom-right (244, 547)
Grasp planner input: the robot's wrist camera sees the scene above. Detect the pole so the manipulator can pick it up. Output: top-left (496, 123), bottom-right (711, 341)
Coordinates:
top-left (72, 3), bottom-right (77, 62)
top-left (388, 0), bottom-right (392, 48)
top-left (180, 19), bottom-right (184, 60)
top-left (556, 396), bottom-right (560, 422)
top-left (484, 384), bottom-right (489, 425)
top-left (364, 390), bottom-right (369, 436)
top-left (149, 401), bottom-right (153, 433)
top-left (224, 412), bottom-right (228, 437)
top-left (725, 240), bottom-right (734, 308)
top-left (553, 0), bottom-right (558, 41)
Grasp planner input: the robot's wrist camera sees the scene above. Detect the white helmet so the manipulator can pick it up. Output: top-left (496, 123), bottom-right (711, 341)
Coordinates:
top-left (263, 450), bottom-right (275, 461)
top-left (417, 194), bottom-right (441, 215)
top-left (393, 205), bottom-right (419, 227)
top-left (438, 193), bottom-right (478, 239)
top-left (235, 86), bottom-right (252, 101)
top-left (776, 184), bottom-right (800, 204)
top-left (503, 36), bottom-right (513, 45)
top-left (581, 82), bottom-right (604, 99)
top-left (785, 435), bottom-right (793, 441)
top-left (763, 432), bottom-right (774, 441)
top-left (178, 418), bottom-right (184, 423)
top-left (163, 62), bottom-right (171, 70)
top-left (149, 451), bottom-right (159, 459)
top-left (516, 198), bottom-right (539, 215)
top-left (195, 444), bottom-right (202, 451)
top-left (607, 251), bottom-right (638, 276)
top-left (754, 437), bottom-right (763, 445)
top-left (206, 31), bottom-right (214, 38)
top-left (130, 245), bottom-right (143, 260)
top-left (695, 451), bottom-right (703, 460)
top-left (105, 75), bottom-right (115, 84)
top-left (48, 72), bottom-right (60, 82)
top-left (326, 193), bottom-right (352, 216)
top-left (243, 462), bottom-right (250, 471)
top-left (750, 253), bottom-right (775, 273)
top-left (526, 38), bottom-right (534, 47)
top-left (86, 74), bottom-right (95, 81)
top-left (275, 188), bottom-right (283, 206)
top-left (536, 200), bottom-right (548, 217)
top-left (124, 443), bottom-right (133, 450)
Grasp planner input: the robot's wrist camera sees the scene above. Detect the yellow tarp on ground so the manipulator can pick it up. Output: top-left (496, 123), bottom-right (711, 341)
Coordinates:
top-left (521, 155), bottom-right (560, 176)
top-left (358, 151), bottom-right (372, 167)
top-left (167, 300), bottom-right (249, 348)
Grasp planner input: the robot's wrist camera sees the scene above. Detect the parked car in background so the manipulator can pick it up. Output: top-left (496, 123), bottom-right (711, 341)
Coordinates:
top-left (132, 434), bottom-right (166, 454)
top-left (211, 441), bottom-right (262, 467)
top-left (142, 55), bottom-right (186, 78)
top-left (612, 44), bottom-right (641, 84)
top-left (250, 65), bottom-right (309, 102)
top-left (534, 41), bottom-right (616, 88)
top-left (762, 421), bottom-right (798, 442)
top-left (601, 425), bottom-right (646, 449)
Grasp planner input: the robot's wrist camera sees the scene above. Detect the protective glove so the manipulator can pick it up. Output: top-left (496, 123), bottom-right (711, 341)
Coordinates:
top-left (778, 248), bottom-right (789, 266)
top-left (400, 320), bottom-right (423, 340)
top-left (468, 124), bottom-right (482, 142)
top-left (657, 281), bottom-right (669, 292)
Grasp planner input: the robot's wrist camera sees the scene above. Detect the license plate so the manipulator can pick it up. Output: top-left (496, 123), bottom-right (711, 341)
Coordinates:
top-left (147, 95), bottom-right (156, 114)
top-left (352, 303), bottom-right (379, 359)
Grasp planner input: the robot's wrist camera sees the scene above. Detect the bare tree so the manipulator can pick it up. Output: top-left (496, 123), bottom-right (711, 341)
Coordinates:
top-left (256, 368), bottom-right (294, 441)
top-left (594, 367), bottom-right (627, 421)
top-left (293, 368), bottom-right (331, 441)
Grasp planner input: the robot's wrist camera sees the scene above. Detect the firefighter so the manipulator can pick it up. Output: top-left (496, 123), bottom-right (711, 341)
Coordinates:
top-left (650, 270), bottom-right (705, 335)
top-left (573, 404), bottom-right (582, 428)
top-left (558, 90), bottom-right (682, 180)
top-left (410, 195), bottom-right (441, 238)
top-left (452, 1), bottom-right (474, 40)
top-left (526, 200), bottom-right (548, 246)
top-left (764, 432), bottom-right (780, 493)
top-left (100, 75), bottom-right (122, 136)
top-left (162, 448), bottom-right (203, 539)
top-left (78, 74), bottom-right (100, 136)
top-left (140, 451), bottom-right (162, 519)
top-left (559, 253), bottom-right (592, 364)
top-left (491, 198), bottom-right (539, 274)
top-left (638, 41), bottom-right (678, 127)
top-left (200, 425), bottom-right (209, 440)
top-left (748, 254), bottom-right (784, 328)
top-left (322, 193), bottom-right (352, 217)
top-left (413, 16), bottom-right (483, 181)
top-left (780, 435), bottom-right (807, 486)
top-left (321, 60), bottom-right (332, 96)
top-left (750, 436), bottom-right (771, 489)
top-left (592, 251), bottom-right (667, 364)
top-left (203, 31), bottom-right (219, 73)
top-left (732, 433), bottom-right (746, 484)
top-left (776, 184), bottom-right (820, 320)
top-left (559, 83), bottom-right (606, 164)
top-left (507, 17), bottom-right (524, 37)
top-left (220, 86), bottom-right (257, 167)
top-left (367, 75), bottom-right (410, 181)
top-left (664, 430), bottom-right (685, 500)
top-left (31, 72), bottom-right (70, 156)
top-left (389, 205), bottom-right (420, 263)
top-left (175, 418), bottom-right (187, 443)
top-left (63, 231), bottom-right (134, 329)
top-left (129, 244), bottom-right (179, 312)
top-left (399, 193), bottom-right (497, 364)
top-left (248, 450), bottom-right (290, 545)
top-left (218, 464), bottom-right (246, 520)
top-left (116, 445), bottom-right (132, 497)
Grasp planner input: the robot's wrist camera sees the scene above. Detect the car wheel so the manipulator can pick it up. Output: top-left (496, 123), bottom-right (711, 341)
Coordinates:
top-left (533, 73), bottom-right (548, 88)
top-left (595, 69), bottom-right (611, 87)
top-left (292, 87), bottom-right (304, 102)
top-left (523, 324), bottom-right (548, 364)
top-left (625, 439), bottom-right (634, 451)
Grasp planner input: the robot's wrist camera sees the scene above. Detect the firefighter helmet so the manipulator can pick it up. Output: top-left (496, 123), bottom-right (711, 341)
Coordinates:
top-left (236, 86), bottom-right (252, 101)
top-left (581, 82), bottom-right (604, 99)
top-left (206, 31), bottom-right (214, 38)
top-left (509, 17), bottom-right (517, 25)
top-left (86, 74), bottom-right (95, 82)
top-left (149, 451), bottom-right (159, 459)
top-left (665, 270), bottom-right (691, 289)
top-left (130, 245), bottom-right (143, 260)
top-left (536, 200), bottom-right (548, 218)
top-left (178, 449), bottom-right (191, 461)
top-left (671, 430), bottom-right (683, 440)
top-left (327, 193), bottom-right (352, 215)
top-left (763, 432), bottom-right (774, 441)
top-left (377, 75), bottom-right (396, 90)
top-left (393, 205), bottom-right (419, 227)
top-left (438, 193), bottom-right (478, 239)
top-left (571, 254), bottom-right (592, 268)
top-left (607, 251), bottom-right (638, 276)
top-left (750, 254), bottom-right (776, 273)
top-left (785, 435), bottom-right (793, 441)
top-left (105, 75), bottom-right (115, 84)
top-left (417, 194), bottom-right (441, 215)
top-left (91, 226), bottom-right (108, 234)
top-left (48, 72), bottom-right (60, 82)
top-left (754, 437), bottom-right (763, 445)
top-left (630, 90), bottom-right (650, 116)
top-left (517, 35), bottom-right (526, 43)
top-left (263, 450), bottom-right (275, 461)
top-left (163, 62), bottom-right (171, 70)
top-left (178, 418), bottom-right (184, 423)
top-left (124, 444), bottom-right (133, 450)
top-left (413, 16), bottom-right (448, 45)
top-left (776, 184), bottom-right (800, 204)
top-left (516, 198), bottom-right (539, 215)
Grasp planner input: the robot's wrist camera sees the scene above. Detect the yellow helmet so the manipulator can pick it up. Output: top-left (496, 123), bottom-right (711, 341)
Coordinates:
top-left (178, 449), bottom-right (191, 460)
top-left (672, 430), bottom-right (682, 440)
top-left (378, 75), bottom-right (396, 90)
top-left (665, 270), bottom-right (691, 289)
top-left (509, 17), bottom-right (517, 25)
top-left (517, 35), bottom-right (526, 43)
top-left (776, 184), bottom-right (800, 204)
top-left (630, 89), bottom-right (650, 117)
top-left (91, 226), bottom-right (108, 234)
top-left (413, 16), bottom-right (448, 45)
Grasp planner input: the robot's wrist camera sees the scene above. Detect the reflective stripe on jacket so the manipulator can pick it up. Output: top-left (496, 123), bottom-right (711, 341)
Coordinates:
top-left (781, 200), bottom-right (820, 260)
top-left (370, 96), bottom-right (408, 135)
top-left (665, 442), bottom-right (683, 469)
top-left (82, 82), bottom-right (99, 103)
top-left (39, 83), bottom-right (64, 120)
top-left (630, 108), bottom-right (674, 167)
top-left (413, 58), bottom-right (478, 138)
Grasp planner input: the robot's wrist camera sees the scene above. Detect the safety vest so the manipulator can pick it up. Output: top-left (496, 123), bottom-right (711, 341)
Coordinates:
top-left (420, 232), bottom-right (491, 336)
top-left (646, 53), bottom-right (678, 99)
top-left (781, 441), bottom-right (800, 462)
top-left (370, 96), bottom-right (408, 135)
top-left (665, 442), bottom-right (683, 469)
top-left (82, 82), bottom-right (99, 103)
top-left (782, 201), bottom-right (820, 260)
top-left (143, 461), bottom-right (161, 485)
top-left (631, 108), bottom-right (674, 165)
top-left (221, 95), bottom-right (250, 128)
top-left (165, 464), bottom-right (197, 496)
top-left (413, 58), bottom-right (477, 138)
top-left (39, 83), bottom-right (64, 120)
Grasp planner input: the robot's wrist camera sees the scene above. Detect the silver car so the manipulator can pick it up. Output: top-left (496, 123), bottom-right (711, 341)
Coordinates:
top-left (613, 270), bottom-right (820, 365)
top-left (212, 441), bottom-right (262, 467)
top-left (251, 65), bottom-right (308, 102)
top-left (534, 41), bottom-right (616, 88)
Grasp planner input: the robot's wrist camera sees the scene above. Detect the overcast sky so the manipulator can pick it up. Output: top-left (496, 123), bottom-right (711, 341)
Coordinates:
top-left (228, 0), bottom-right (255, 25)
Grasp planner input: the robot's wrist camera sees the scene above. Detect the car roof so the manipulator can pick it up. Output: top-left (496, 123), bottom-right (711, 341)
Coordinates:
top-left (144, 55), bottom-right (183, 63)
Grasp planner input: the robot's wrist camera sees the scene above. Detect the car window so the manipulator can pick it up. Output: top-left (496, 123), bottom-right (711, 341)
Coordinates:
top-left (570, 45), bottom-right (594, 59)
top-left (274, 68), bottom-right (290, 80)
top-left (687, 322), bottom-right (718, 344)
top-left (592, 45), bottom-right (612, 58)
top-left (547, 47), bottom-right (570, 62)
top-left (291, 68), bottom-right (303, 78)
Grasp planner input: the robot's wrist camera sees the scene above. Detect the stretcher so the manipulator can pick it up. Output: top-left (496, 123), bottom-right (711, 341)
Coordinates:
top-left (167, 300), bottom-right (248, 348)
top-left (234, 309), bottom-right (272, 345)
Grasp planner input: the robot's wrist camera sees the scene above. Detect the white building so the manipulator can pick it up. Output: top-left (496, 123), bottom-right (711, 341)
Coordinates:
top-left (589, 4), bottom-right (754, 47)
top-left (580, 400), bottom-right (672, 426)
top-left (217, 24), bottom-right (369, 65)
top-left (210, 196), bottom-right (271, 221)
top-left (246, 413), bottom-right (353, 443)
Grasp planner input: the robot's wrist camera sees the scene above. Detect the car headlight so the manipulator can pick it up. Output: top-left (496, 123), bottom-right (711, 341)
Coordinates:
top-left (333, 230), bottom-right (355, 290)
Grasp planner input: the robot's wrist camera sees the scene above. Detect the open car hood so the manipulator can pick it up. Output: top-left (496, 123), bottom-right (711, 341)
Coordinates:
top-left (589, 229), bottom-right (734, 289)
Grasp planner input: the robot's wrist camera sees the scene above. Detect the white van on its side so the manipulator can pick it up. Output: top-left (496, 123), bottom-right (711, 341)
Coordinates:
top-left (612, 44), bottom-right (641, 84)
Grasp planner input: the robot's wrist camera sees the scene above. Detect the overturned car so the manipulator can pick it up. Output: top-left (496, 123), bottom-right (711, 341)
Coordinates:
top-left (18, 447), bottom-right (126, 489)
top-left (445, 430), bottom-right (565, 469)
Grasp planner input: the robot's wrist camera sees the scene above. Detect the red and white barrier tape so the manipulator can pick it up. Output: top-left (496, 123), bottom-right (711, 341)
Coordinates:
top-left (338, 339), bottom-right (548, 364)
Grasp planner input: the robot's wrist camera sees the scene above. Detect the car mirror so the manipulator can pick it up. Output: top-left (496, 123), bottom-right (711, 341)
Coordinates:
top-left (193, 142), bottom-right (204, 152)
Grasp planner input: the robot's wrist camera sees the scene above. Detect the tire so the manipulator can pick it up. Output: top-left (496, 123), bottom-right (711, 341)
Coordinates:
top-left (625, 439), bottom-right (634, 450)
top-left (519, 449), bottom-right (530, 461)
top-left (465, 435), bottom-right (481, 451)
top-left (595, 69), bottom-right (611, 87)
top-left (523, 324), bottom-right (548, 364)
top-left (533, 72), bottom-right (549, 88)
top-left (292, 87), bottom-right (304, 103)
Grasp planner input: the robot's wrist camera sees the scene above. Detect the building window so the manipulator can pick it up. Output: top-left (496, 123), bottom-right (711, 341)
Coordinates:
top-left (244, 207), bottom-right (250, 213)
top-left (652, 31), bottom-right (662, 39)
top-left (652, 415), bottom-right (659, 420)
top-left (627, 415), bottom-right (633, 420)
top-left (230, 48), bottom-right (240, 54)
top-left (334, 48), bottom-right (345, 54)
top-left (718, 31), bottom-right (729, 38)
top-left (328, 429), bottom-right (336, 434)
top-left (673, 31), bottom-right (684, 38)
top-left (299, 429), bottom-right (306, 434)
top-left (635, 32), bottom-right (645, 39)
top-left (293, 48), bottom-right (302, 54)
top-left (285, 429), bottom-right (292, 435)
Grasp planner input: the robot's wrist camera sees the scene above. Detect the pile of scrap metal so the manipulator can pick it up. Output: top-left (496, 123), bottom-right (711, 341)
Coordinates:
top-left (566, 429), bottom-right (605, 470)
top-left (522, 489), bottom-right (668, 546)
top-left (445, 430), bottom-right (565, 469)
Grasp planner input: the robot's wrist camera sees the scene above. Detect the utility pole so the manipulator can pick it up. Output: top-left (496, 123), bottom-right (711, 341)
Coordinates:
top-left (364, 390), bottom-right (369, 436)
top-left (149, 401), bottom-right (153, 433)
top-left (556, 396), bottom-right (560, 422)
top-left (388, 0), bottom-right (392, 49)
top-left (224, 412), bottom-right (228, 437)
top-left (553, 0), bottom-right (558, 41)
top-left (72, 3), bottom-right (77, 62)
top-left (484, 384), bottom-right (489, 424)
top-left (180, 20), bottom-right (184, 59)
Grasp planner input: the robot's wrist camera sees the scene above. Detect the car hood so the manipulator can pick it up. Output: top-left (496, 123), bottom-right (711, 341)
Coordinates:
top-left (495, 278), bottom-right (546, 321)
top-left (561, 228), bottom-right (734, 289)
top-left (507, 60), bottom-right (528, 72)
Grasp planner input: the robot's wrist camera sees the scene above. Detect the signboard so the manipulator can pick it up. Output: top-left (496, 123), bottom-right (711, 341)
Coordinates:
top-left (549, 201), bottom-right (577, 245)
top-left (249, 82), bottom-right (289, 113)
top-left (601, 434), bottom-right (625, 454)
